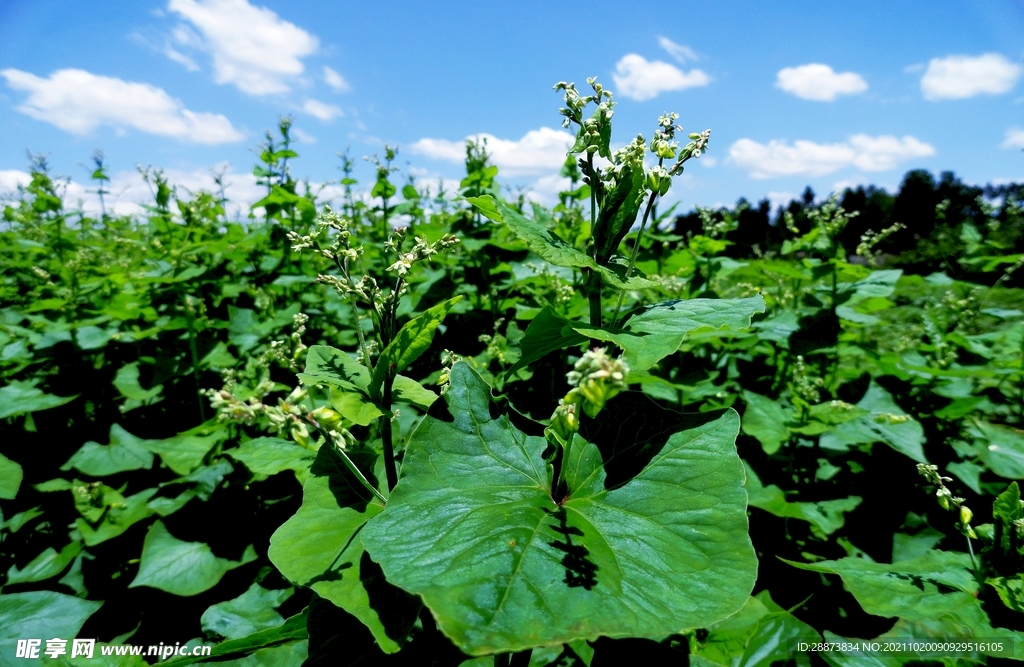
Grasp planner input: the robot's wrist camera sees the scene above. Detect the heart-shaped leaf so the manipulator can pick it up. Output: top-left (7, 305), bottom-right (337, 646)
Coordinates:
top-left (130, 521), bottom-right (255, 596)
top-left (268, 446), bottom-right (419, 654)
top-left (362, 362), bottom-right (756, 655)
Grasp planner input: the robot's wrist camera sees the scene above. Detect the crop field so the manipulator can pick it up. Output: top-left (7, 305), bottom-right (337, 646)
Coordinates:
top-left (2, 81), bottom-right (1024, 667)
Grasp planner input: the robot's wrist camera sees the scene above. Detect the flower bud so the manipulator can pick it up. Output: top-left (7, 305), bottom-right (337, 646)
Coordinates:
top-left (550, 399), bottom-right (579, 442)
top-left (960, 505), bottom-right (973, 526)
top-left (291, 421), bottom-right (311, 448)
top-left (310, 407), bottom-right (342, 429)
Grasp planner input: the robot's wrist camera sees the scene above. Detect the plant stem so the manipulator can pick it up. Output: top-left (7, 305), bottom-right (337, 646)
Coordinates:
top-left (555, 432), bottom-right (574, 500)
top-left (610, 190), bottom-right (658, 328)
top-left (181, 290), bottom-right (207, 422)
top-left (966, 533), bottom-right (979, 575)
top-left (586, 269), bottom-right (603, 328)
top-left (381, 370), bottom-right (398, 491)
top-left (585, 153), bottom-right (603, 328)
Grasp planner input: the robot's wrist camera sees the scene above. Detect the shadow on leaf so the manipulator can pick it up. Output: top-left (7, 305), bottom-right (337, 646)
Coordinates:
top-left (546, 506), bottom-right (598, 590)
top-left (578, 391), bottom-right (724, 490)
top-left (311, 445), bottom-right (379, 512)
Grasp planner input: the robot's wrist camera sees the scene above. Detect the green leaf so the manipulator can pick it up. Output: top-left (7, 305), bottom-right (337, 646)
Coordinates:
top-left (75, 325), bottom-right (114, 350)
top-left (212, 641), bottom-right (308, 667)
top-left (579, 296), bottom-right (767, 371)
top-left (0, 381), bottom-right (77, 419)
top-left (130, 521), bottom-right (256, 596)
top-left (459, 645), bottom-right (564, 667)
top-left (783, 551), bottom-right (977, 621)
top-left (0, 592), bottom-right (102, 667)
top-left (392, 375), bottom-right (438, 409)
top-left (2, 507), bottom-right (43, 533)
top-left (299, 346), bottom-right (370, 395)
top-left (745, 464), bottom-right (861, 537)
top-left (819, 382), bottom-right (926, 463)
top-left (691, 591), bottom-right (819, 667)
top-left (592, 164), bottom-right (645, 265)
top-left (200, 342), bottom-right (238, 370)
top-left (892, 528), bottom-right (943, 562)
top-left (467, 196), bottom-right (655, 292)
top-left (369, 296), bottom-right (463, 398)
top-left (113, 363), bottom-right (163, 402)
top-left (6, 541), bottom-right (83, 585)
top-left (361, 362), bottom-right (756, 655)
top-left (225, 437), bottom-right (315, 476)
top-left (143, 432), bottom-right (221, 475)
top-left (161, 612), bottom-right (308, 667)
top-left (505, 306), bottom-right (587, 378)
top-left (201, 583), bottom-right (292, 640)
top-left (228, 307), bottom-right (262, 353)
top-left (969, 420), bottom-right (1024, 479)
top-left (330, 389), bottom-right (384, 426)
top-left (741, 391), bottom-right (792, 455)
top-left (993, 482), bottom-right (1023, 523)
top-left (0, 453), bottom-right (23, 499)
top-left (468, 196), bottom-right (597, 272)
top-left (268, 446), bottom-right (417, 654)
top-left (988, 575), bottom-right (1024, 614)
top-left (62, 424), bottom-right (156, 476)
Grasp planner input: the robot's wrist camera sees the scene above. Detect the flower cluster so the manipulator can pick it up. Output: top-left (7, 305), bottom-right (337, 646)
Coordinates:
top-left (549, 348), bottom-right (629, 442)
top-left (856, 222), bottom-right (905, 261)
top-left (917, 463), bottom-right (975, 538)
top-left (554, 78), bottom-right (615, 132)
top-left (205, 383), bottom-right (355, 450)
top-left (385, 228), bottom-right (460, 276)
top-left (294, 207), bottom-right (459, 310)
top-left (808, 193), bottom-right (860, 238)
top-left (565, 347), bottom-right (630, 417)
top-left (288, 207), bottom-right (361, 264)
top-left (437, 350), bottom-right (463, 395)
top-left (790, 354), bottom-right (825, 404)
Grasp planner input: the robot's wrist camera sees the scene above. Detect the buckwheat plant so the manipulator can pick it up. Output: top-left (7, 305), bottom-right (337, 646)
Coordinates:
top-left (918, 463), bottom-right (978, 568)
top-left (288, 205), bottom-right (459, 489)
top-left (553, 77), bottom-right (711, 327)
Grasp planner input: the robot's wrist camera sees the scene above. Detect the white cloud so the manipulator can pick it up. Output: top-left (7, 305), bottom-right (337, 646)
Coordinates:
top-left (410, 127), bottom-right (574, 177)
top-left (657, 36), bottom-right (698, 63)
top-left (167, 0), bottom-right (318, 96)
top-left (775, 64), bottom-right (868, 101)
top-left (1, 68), bottom-right (244, 144)
top-left (302, 99), bottom-right (343, 121)
top-left (612, 54), bottom-right (711, 101)
top-left (730, 134), bottom-right (935, 179)
top-left (921, 53), bottom-right (1021, 100)
top-left (0, 170), bottom-right (31, 194)
top-left (525, 174), bottom-right (573, 206)
top-left (700, 156), bottom-right (718, 168)
top-left (323, 66), bottom-right (350, 93)
top-left (1002, 127), bottom-right (1024, 150)
top-left (290, 127), bottom-right (316, 144)
top-left (164, 44), bottom-right (200, 71)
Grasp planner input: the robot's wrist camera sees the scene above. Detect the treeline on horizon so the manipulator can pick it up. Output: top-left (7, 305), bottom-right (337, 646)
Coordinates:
top-left (675, 169), bottom-right (1024, 285)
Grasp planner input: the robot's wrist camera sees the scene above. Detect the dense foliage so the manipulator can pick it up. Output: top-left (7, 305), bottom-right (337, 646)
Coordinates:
top-left (2, 82), bottom-right (1024, 667)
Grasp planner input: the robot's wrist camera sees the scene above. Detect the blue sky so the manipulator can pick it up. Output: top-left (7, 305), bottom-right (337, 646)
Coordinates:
top-left (1, 0), bottom-right (1022, 216)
